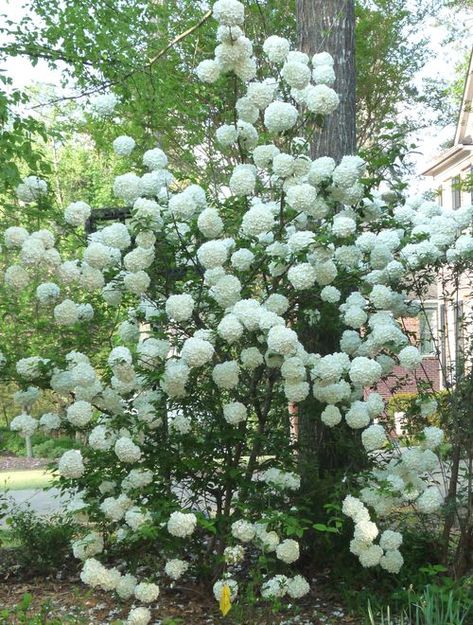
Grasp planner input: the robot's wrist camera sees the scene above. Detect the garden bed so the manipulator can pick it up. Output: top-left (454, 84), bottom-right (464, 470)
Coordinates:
top-left (0, 576), bottom-right (356, 625)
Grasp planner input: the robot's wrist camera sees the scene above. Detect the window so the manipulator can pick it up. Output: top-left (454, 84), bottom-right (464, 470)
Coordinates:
top-left (452, 176), bottom-right (461, 209)
top-left (419, 306), bottom-right (438, 355)
top-left (437, 186), bottom-right (443, 207)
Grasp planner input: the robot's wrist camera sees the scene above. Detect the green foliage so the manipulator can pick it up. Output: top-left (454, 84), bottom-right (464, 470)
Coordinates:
top-left (32, 435), bottom-right (77, 459)
top-left (0, 76), bottom-right (51, 196)
top-left (365, 583), bottom-right (472, 625)
top-left (384, 392), bottom-right (450, 436)
top-left (3, 507), bottom-right (77, 574)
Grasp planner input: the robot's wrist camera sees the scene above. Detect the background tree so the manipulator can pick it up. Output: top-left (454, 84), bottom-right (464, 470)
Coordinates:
top-left (0, 0), bottom-right (466, 159)
top-left (296, 0), bottom-right (356, 159)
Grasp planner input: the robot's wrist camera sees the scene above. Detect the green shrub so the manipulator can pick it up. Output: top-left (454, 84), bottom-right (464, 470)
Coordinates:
top-left (3, 507), bottom-right (78, 574)
top-left (385, 391), bottom-right (449, 436)
top-left (32, 436), bottom-right (77, 459)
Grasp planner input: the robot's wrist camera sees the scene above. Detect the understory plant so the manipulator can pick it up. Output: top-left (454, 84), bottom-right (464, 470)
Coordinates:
top-left (1, 0), bottom-right (473, 622)
top-left (366, 583), bottom-right (472, 625)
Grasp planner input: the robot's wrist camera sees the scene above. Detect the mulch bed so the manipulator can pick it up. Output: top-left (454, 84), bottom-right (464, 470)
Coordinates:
top-left (0, 453), bottom-right (49, 471)
top-left (0, 576), bottom-right (358, 624)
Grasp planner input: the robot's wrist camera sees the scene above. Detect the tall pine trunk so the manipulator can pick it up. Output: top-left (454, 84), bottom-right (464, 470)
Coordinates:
top-left (295, 0), bottom-right (358, 505)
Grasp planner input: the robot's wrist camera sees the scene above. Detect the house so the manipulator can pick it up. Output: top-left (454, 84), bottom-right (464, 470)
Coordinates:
top-left (419, 49), bottom-right (473, 391)
top-left (376, 52), bottom-right (473, 405)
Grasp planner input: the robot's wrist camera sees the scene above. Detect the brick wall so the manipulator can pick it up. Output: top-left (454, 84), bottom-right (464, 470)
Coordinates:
top-left (373, 316), bottom-right (441, 398)
top-left (374, 356), bottom-right (441, 399)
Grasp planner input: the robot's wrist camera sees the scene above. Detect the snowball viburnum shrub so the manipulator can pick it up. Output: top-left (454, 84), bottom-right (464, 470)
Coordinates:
top-left (1, 0), bottom-right (462, 618)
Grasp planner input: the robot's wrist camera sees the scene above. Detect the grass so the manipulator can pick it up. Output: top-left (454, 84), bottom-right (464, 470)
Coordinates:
top-left (0, 469), bottom-right (55, 491)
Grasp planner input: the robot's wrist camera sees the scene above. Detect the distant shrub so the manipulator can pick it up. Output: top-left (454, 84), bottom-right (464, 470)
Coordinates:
top-left (385, 391), bottom-right (449, 436)
top-left (32, 436), bottom-right (77, 459)
top-left (4, 507), bottom-right (77, 575)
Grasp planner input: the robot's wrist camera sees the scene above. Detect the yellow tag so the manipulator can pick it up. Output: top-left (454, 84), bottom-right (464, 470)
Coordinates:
top-left (219, 584), bottom-right (232, 616)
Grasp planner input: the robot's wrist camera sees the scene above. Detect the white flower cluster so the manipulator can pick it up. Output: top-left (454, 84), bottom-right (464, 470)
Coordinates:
top-left (5, 0), bottom-right (471, 613)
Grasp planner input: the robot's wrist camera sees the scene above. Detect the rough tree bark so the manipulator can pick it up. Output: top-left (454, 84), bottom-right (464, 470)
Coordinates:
top-left (296, 0), bottom-right (356, 160)
top-left (295, 0), bottom-right (358, 502)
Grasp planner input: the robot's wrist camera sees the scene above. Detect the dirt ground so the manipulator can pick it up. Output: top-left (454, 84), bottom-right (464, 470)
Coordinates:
top-left (0, 454), bottom-right (49, 471)
top-left (0, 576), bottom-right (359, 625)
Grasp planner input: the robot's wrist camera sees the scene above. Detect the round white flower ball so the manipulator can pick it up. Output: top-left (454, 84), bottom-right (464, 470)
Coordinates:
top-left (264, 101), bottom-right (298, 133)
top-left (398, 346), bottom-right (422, 370)
top-left (181, 337), bottom-right (215, 368)
top-left (223, 402), bottom-right (247, 425)
top-left (216, 124), bottom-right (238, 147)
top-left (359, 544), bottom-right (383, 568)
top-left (54, 299), bottom-right (79, 326)
top-left (212, 360), bottom-right (240, 389)
top-left (113, 135), bottom-right (136, 156)
top-left (361, 424), bottom-right (387, 452)
top-left (379, 530), bottom-right (403, 551)
top-left (263, 35), bottom-right (290, 64)
top-left (134, 582), bottom-right (160, 603)
top-left (127, 607), bottom-right (151, 625)
top-left (230, 164), bottom-right (256, 196)
top-left (64, 201), bottom-right (92, 227)
top-left (66, 400), bottom-right (93, 427)
top-left (114, 437), bottom-right (142, 463)
top-left (241, 203), bottom-right (275, 236)
top-left (197, 240), bottom-right (228, 269)
top-left (167, 511), bottom-right (197, 537)
top-left (286, 575), bottom-right (310, 599)
top-left (143, 147), bottom-right (168, 170)
top-left (166, 293), bottom-right (195, 322)
top-left (58, 449), bottom-right (85, 478)
top-left (231, 248), bottom-right (254, 271)
top-left (213, 0), bottom-right (244, 26)
top-left (267, 325), bottom-right (299, 356)
top-left (198, 208), bottom-right (224, 238)
top-left (321, 285), bottom-right (341, 303)
top-left (304, 84), bottom-right (339, 114)
top-left (231, 519), bottom-right (255, 542)
top-left (349, 357), bottom-right (383, 387)
top-left (321, 405), bottom-right (342, 427)
top-left (288, 263), bottom-right (317, 290)
top-left (196, 59), bottom-right (221, 83)
top-left (380, 549), bottom-right (404, 573)
top-left (253, 143), bottom-right (280, 168)
top-left (286, 183), bottom-right (317, 212)
top-left (276, 539), bottom-right (300, 564)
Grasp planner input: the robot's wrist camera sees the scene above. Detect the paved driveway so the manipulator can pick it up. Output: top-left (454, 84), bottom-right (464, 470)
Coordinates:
top-left (1, 488), bottom-right (68, 524)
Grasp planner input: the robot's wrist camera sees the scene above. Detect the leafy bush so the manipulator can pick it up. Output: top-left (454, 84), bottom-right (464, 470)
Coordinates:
top-left (3, 507), bottom-right (78, 574)
top-left (32, 436), bottom-right (77, 459)
top-left (385, 392), bottom-right (449, 436)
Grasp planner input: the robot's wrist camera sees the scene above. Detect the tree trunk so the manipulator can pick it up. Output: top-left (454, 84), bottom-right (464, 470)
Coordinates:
top-left (296, 0), bottom-right (356, 160)
top-left (25, 435), bottom-right (33, 458)
top-left (296, 1), bottom-right (358, 500)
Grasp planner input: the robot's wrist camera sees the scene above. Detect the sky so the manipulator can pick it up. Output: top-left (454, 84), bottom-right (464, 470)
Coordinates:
top-left (1, 0), bottom-right (471, 194)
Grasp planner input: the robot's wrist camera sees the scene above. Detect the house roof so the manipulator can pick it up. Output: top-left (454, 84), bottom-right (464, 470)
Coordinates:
top-left (422, 49), bottom-right (473, 177)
